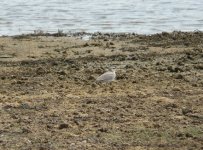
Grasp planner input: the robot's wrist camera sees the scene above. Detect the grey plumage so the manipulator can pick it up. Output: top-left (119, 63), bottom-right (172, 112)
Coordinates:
top-left (96, 70), bottom-right (116, 82)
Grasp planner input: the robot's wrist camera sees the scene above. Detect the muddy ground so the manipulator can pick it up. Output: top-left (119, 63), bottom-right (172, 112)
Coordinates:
top-left (0, 31), bottom-right (203, 150)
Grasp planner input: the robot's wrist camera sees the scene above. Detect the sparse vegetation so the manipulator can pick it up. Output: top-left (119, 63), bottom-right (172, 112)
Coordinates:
top-left (0, 32), bottom-right (203, 149)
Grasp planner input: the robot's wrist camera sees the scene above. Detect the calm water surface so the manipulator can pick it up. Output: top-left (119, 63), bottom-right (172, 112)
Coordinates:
top-left (0, 0), bottom-right (203, 35)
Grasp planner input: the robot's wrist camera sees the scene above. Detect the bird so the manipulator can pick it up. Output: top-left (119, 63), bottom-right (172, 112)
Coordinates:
top-left (96, 69), bottom-right (116, 82)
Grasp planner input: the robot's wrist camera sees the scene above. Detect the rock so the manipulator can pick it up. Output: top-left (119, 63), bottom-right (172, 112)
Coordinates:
top-left (176, 132), bottom-right (184, 137)
top-left (19, 103), bottom-right (32, 109)
top-left (1, 76), bottom-right (6, 80)
top-left (185, 133), bottom-right (193, 138)
top-left (58, 123), bottom-right (69, 129)
top-left (36, 67), bottom-right (46, 75)
top-left (85, 99), bottom-right (95, 104)
top-left (117, 73), bottom-right (127, 80)
top-left (70, 143), bottom-right (76, 147)
top-left (98, 128), bottom-right (108, 132)
top-left (157, 67), bottom-right (167, 71)
top-left (91, 83), bottom-right (97, 88)
top-left (172, 87), bottom-right (181, 91)
top-left (16, 80), bottom-right (25, 84)
top-left (84, 43), bottom-right (89, 47)
top-left (21, 127), bottom-right (31, 133)
top-left (88, 75), bottom-right (95, 80)
top-left (51, 61), bottom-right (58, 66)
top-left (58, 76), bottom-right (65, 80)
top-left (187, 113), bottom-right (203, 119)
top-left (57, 70), bottom-right (67, 75)
top-left (167, 66), bottom-right (183, 72)
top-left (125, 64), bottom-right (134, 69)
top-left (86, 49), bottom-right (92, 53)
top-left (174, 74), bottom-right (184, 79)
top-left (164, 103), bottom-right (178, 109)
top-left (182, 107), bottom-right (192, 115)
top-left (109, 42), bottom-right (114, 45)
top-left (194, 64), bottom-right (203, 70)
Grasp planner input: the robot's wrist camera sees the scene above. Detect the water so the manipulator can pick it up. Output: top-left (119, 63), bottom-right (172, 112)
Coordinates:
top-left (0, 0), bottom-right (203, 35)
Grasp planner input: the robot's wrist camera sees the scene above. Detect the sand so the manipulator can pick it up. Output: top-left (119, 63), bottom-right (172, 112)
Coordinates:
top-left (0, 31), bottom-right (203, 149)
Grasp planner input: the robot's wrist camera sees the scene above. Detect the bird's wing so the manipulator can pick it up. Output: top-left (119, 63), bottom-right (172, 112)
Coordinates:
top-left (96, 72), bottom-right (115, 81)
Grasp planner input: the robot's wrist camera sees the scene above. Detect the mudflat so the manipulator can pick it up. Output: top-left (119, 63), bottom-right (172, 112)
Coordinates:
top-left (0, 32), bottom-right (203, 150)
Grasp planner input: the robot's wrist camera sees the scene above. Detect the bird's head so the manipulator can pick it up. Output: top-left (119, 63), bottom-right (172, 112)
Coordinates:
top-left (110, 67), bottom-right (116, 73)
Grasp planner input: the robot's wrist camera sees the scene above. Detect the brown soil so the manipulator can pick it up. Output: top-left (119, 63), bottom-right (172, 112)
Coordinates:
top-left (0, 31), bottom-right (203, 150)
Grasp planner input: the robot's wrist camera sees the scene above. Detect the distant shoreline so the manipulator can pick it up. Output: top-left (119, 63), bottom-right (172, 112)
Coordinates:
top-left (1, 30), bottom-right (203, 39)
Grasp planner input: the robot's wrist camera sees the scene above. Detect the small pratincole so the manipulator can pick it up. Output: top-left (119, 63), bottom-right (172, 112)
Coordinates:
top-left (96, 69), bottom-right (116, 82)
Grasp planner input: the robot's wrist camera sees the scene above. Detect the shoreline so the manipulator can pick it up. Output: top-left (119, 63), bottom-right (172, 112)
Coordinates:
top-left (0, 31), bottom-right (203, 149)
top-left (1, 30), bottom-right (202, 37)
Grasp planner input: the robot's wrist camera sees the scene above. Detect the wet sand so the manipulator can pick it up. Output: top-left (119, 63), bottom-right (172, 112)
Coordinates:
top-left (0, 31), bottom-right (203, 149)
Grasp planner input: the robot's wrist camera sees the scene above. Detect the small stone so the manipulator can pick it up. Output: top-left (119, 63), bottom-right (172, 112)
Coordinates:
top-left (88, 75), bottom-right (95, 80)
top-left (70, 143), bottom-right (76, 147)
top-left (51, 61), bottom-right (58, 66)
top-left (10, 75), bottom-right (16, 79)
top-left (84, 43), bottom-right (89, 47)
top-left (174, 74), bottom-right (184, 79)
top-left (164, 103), bottom-right (177, 109)
top-left (1, 76), bottom-right (6, 80)
top-left (168, 66), bottom-right (183, 72)
top-left (194, 64), bottom-right (203, 70)
top-left (57, 70), bottom-right (67, 75)
top-left (58, 123), bottom-right (69, 129)
top-left (176, 132), bottom-right (184, 137)
top-left (36, 67), bottom-right (46, 75)
top-left (98, 128), bottom-right (108, 132)
top-left (109, 42), bottom-right (114, 45)
top-left (172, 87), bottom-right (181, 91)
top-left (91, 83), bottom-right (97, 88)
top-left (19, 103), bottom-right (31, 109)
top-left (182, 107), bottom-right (192, 115)
top-left (21, 127), bottom-right (31, 133)
top-left (80, 140), bottom-right (87, 145)
top-left (16, 80), bottom-right (25, 84)
top-left (185, 133), bottom-right (193, 138)
top-left (58, 76), bottom-right (65, 80)
top-left (86, 99), bottom-right (94, 104)
top-left (86, 50), bottom-right (92, 53)
top-left (156, 62), bottom-right (161, 65)
top-left (125, 64), bottom-right (134, 69)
